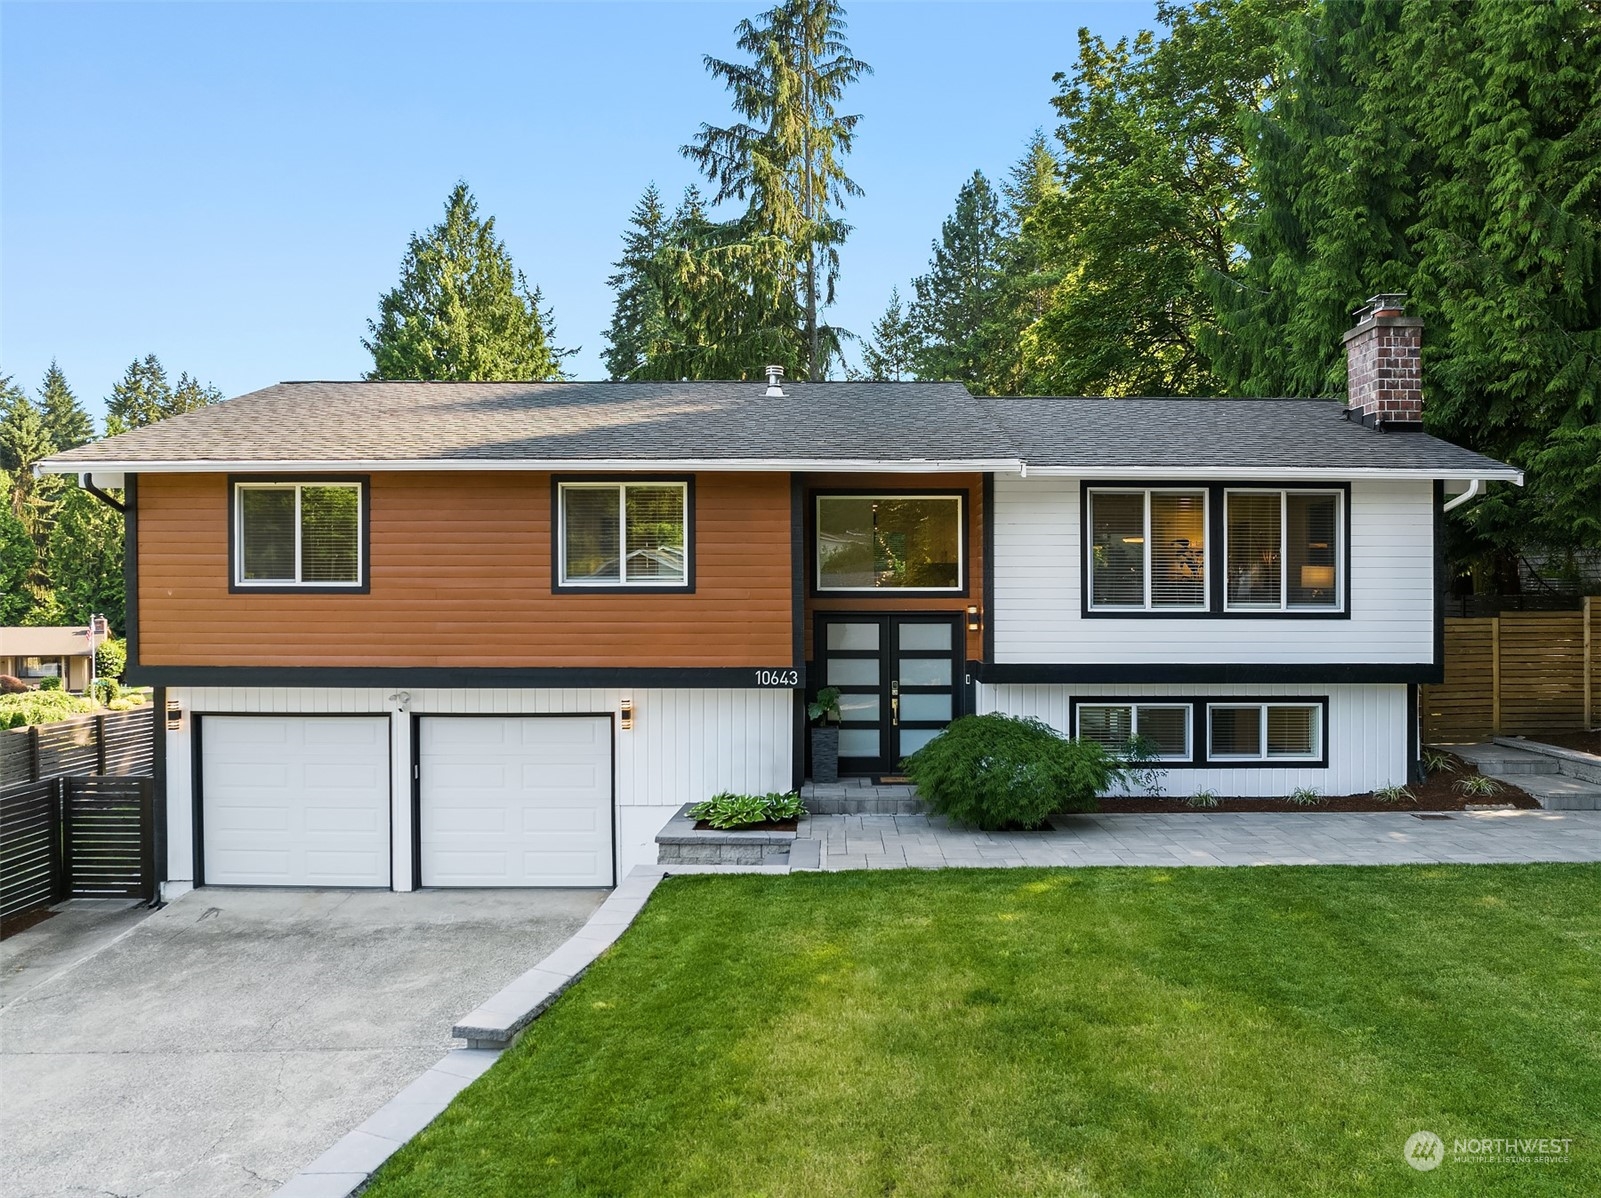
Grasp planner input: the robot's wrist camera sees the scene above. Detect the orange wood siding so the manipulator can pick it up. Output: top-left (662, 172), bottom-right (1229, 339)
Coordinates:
top-left (803, 472), bottom-right (985, 662)
top-left (136, 471), bottom-right (794, 667)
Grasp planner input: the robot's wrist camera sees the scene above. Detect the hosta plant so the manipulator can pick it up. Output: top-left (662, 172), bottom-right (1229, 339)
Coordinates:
top-left (690, 791), bottom-right (805, 830)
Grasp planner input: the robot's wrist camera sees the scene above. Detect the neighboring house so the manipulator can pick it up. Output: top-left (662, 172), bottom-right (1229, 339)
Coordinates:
top-left (0, 623), bottom-right (106, 692)
top-left (38, 296), bottom-right (1519, 895)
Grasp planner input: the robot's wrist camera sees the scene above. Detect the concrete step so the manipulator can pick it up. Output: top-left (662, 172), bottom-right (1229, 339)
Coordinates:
top-left (1450, 743), bottom-right (1562, 776)
top-left (1494, 737), bottom-right (1601, 786)
top-left (1509, 772), bottom-right (1601, 811)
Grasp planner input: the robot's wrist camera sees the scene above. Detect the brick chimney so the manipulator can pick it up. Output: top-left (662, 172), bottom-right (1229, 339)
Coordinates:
top-left (1342, 293), bottom-right (1424, 430)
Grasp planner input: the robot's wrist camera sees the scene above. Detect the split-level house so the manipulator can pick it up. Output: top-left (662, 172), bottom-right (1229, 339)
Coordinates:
top-left (39, 297), bottom-right (1520, 894)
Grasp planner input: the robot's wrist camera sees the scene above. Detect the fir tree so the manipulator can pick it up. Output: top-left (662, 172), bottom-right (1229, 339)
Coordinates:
top-left (38, 361), bottom-right (95, 449)
top-left (365, 182), bottom-right (568, 381)
top-left (856, 288), bottom-right (918, 381)
top-left (0, 377), bottom-right (61, 617)
top-left (684, 0), bottom-right (870, 378)
top-left (104, 355), bottom-right (172, 436)
top-left (44, 485), bottom-right (125, 631)
top-left (909, 171), bottom-right (1007, 387)
top-left (602, 185), bottom-right (672, 380)
top-left (0, 475), bottom-right (36, 624)
top-left (988, 133), bottom-right (1064, 395)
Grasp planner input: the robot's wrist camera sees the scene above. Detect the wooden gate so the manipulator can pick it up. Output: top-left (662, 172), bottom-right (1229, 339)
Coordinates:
top-left (0, 777), bottom-right (156, 921)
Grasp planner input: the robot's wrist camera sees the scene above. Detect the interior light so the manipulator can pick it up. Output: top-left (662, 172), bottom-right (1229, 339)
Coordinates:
top-left (1122, 536), bottom-right (1145, 545)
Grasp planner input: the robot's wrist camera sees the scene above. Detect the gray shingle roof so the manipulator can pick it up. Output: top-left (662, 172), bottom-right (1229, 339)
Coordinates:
top-left (46, 380), bottom-right (1018, 466)
top-left (986, 396), bottom-right (1520, 477)
top-left (41, 381), bottom-right (1520, 479)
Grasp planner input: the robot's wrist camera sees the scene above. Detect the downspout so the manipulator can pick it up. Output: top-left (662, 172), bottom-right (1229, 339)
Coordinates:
top-left (1441, 478), bottom-right (1482, 513)
top-left (79, 473), bottom-right (128, 513)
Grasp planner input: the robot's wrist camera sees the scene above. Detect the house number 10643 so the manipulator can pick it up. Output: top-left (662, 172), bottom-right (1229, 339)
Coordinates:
top-left (754, 669), bottom-right (800, 687)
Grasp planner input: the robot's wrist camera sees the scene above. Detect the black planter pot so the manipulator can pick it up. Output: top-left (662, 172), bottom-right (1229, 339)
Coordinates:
top-left (810, 726), bottom-right (840, 784)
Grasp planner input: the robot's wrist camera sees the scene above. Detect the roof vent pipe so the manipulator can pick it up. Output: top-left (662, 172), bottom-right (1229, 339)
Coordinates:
top-left (764, 365), bottom-right (786, 397)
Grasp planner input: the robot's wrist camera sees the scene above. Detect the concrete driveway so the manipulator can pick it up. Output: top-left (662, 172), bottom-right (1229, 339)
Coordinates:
top-left (0, 886), bottom-right (606, 1198)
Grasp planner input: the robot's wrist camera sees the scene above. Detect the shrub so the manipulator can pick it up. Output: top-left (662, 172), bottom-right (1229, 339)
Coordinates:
top-left (690, 791), bottom-right (804, 830)
top-left (1117, 734), bottom-right (1166, 797)
top-left (107, 696), bottom-right (144, 712)
top-left (902, 714), bottom-right (1120, 830)
top-left (0, 689), bottom-right (97, 727)
top-left (96, 637), bottom-right (127, 680)
top-left (91, 677), bottom-right (121, 705)
top-left (0, 675), bottom-right (27, 695)
top-left (37, 675), bottom-right (61, 691)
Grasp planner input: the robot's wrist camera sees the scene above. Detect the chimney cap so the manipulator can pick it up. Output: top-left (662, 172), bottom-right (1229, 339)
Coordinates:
top-left (763, 364), bottom-right (786, 397)
top-left (1353, 293), bottom-right (1409, 322)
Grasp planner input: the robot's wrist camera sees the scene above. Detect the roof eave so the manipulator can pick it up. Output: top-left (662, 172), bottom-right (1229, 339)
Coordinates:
top-left (1022, 464), bottom-right (1524, 484)
top-left (35, 456), bottom-right (1028, 476)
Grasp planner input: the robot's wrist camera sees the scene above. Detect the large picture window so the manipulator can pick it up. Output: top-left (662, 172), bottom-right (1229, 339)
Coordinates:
top-left (815, 494), bottom-right (963, 591)
top-left (1087, 489), bottom-right (1207, 610)
top-left (234, 481), bottom-right (363, 588)
top-left (558, 481), bottom-right (689, 587)
top-left (1225, 489), bottom-right (1343, 611)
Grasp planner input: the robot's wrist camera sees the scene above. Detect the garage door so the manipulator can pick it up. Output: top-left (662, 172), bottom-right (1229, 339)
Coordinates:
top-left (419, 716), bottom-right (613, 887)
top-left (201, 716), bottom-right (391, 887)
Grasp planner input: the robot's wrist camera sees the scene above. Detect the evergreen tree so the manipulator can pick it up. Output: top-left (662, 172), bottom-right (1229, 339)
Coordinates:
top-left (602, 185), bottom-right (672, 380)
top-left (909, 171), bottom-right (1007, 387)
top-left (988, 133), bottom-right (1064, 395)
top-left (0, 475), bottom-right (36, 625)
top-left (38, 361), bottom-right (95, 449)
top-left (44, 485), bottom-right (125, 631)
top-left (365, 183), bottom-right (568, 381)
top-left (170, 372), bottom-right (224, 418)
top-left (0, 377), bottom-right (61, 617)
top-left (684, 0), bottom-right (870, 379)
top-left (856, 288), bottom-right (918, 381)
top-left (104, 355), bottom-right (172, 436)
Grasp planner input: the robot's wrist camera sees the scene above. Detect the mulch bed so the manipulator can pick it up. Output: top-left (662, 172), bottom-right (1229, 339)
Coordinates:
top-left (1513, 730), bottom-right (1601, 757)
top-left (1096, 752), bottom-right (1538, 813)
top-left (692, 817), bottom-right (800, 833)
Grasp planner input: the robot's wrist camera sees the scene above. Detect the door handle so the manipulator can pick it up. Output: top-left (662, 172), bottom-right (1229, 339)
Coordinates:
top-left (890, 680), bottom-right (899, 726)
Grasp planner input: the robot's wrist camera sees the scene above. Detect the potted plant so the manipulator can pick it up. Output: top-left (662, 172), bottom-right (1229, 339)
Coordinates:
top-left (807, 686), bottom-right (842, 784)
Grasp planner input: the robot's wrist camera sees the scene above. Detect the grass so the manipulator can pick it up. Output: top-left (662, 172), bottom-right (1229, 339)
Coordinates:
top-left (368, 866), bottom-right (1601, 1197)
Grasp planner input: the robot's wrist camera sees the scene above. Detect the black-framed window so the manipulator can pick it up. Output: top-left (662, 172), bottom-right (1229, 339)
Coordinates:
top-left (1206, 702), bottom-right (1323, 761)
top-left (1224, 489), bottom-right (1343, 612)
top-left (1075, 702), bottom-right (1192, 761)
top-left (1067, 696), bottom-right (1330, 768)
top-left (557, 480), bottom-right (690, 588)
top-left (814, 493), bottom-right (964, 592)
top-left (233, 480), bottom-right (364, 589)
top-left (1087, 488), bottom-right (1207, 611)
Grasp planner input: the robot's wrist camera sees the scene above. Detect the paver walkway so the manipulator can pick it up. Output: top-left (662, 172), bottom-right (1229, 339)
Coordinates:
top-left (798, 808), bottom-right (1601, 870)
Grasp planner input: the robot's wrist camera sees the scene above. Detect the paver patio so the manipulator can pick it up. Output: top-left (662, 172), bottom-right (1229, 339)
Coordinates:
top-left (797, 808), bottom-right (1601, 870)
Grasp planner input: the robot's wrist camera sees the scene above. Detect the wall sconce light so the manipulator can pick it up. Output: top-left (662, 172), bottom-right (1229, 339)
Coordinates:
top-left (966, 605), bottom-right (981, 632)
top-left (165, 699), bottom-right (183, 730)
top-left (619, 697), bottom-right (634, 730)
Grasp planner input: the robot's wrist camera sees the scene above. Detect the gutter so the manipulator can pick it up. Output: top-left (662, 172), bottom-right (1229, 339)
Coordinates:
top-left (36, 456), bottom-right (1028, 476)
top-left (1441, 478), bottom-right (1483, 513)
top-left (78, 473), bottom-right (128, 513)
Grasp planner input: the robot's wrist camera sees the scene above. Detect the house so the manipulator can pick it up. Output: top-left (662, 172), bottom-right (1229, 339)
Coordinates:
top-left (1, 622), bottom-right (108, 692)
top-left (37, 296), bottom-right (1520, 895)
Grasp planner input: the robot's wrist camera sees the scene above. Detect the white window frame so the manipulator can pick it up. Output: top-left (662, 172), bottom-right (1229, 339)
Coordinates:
top-left (814, 494), bottom-right (965, 593)
top-left (1086, 488), bottom-right (1209, 612)
top-left (1222, 489), bottom-right (1344, 613)
top-left (1075, 702), bottom-right (1194, 762)
top-left (1205, 702), bottom-right (1323, 762)
top-left (557, 481), bottom-right (690, 588)
top-left (233, 481), bottom-right (364, 589)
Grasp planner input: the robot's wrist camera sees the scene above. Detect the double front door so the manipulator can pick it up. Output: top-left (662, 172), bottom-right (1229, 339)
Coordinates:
top-left (817, 614), bottom-right (964, 776)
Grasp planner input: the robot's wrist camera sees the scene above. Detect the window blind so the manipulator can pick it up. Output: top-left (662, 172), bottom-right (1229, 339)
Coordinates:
top-left (562, 487), bottom-right (623, 582)
top-left (1089, 492), bottom-right (1145, 607)
top-left (1149, 492), bottom-right (1206, 607)
top-left (1286, 492), bottom-right (1339, 608)
top-left (624, 485), bottom-right (687, 581)
top-left (240, 487), bottom-right (296, 581)
top-left (1226, 492), bottom-right (1282, 608)
top-left (299, 486), bottom-right (360, 583)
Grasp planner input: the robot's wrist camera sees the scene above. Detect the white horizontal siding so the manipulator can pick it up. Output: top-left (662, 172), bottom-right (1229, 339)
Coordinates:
top-left (977, 681), bottom-right (1407, 797)
top-left (164, 685), bottom-right (793, 887)
top-left (992, 476), bottom-right (1435, 664)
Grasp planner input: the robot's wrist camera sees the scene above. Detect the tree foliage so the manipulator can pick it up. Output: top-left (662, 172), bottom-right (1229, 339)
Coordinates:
top-left (908, 172), bottom-right (1008, 388)
top-left (105, 355), bottom-right (221, 436)
top-left (365, 182), bottom-right (568, 382)
top-left (38, 361), bottom-right (95, 450)
top-left (855, 287), bottom-right (918, 381)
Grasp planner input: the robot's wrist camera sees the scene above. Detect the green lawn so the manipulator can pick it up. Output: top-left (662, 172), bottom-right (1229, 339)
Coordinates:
top-left (368, 866), bottom-right (1600, 1196)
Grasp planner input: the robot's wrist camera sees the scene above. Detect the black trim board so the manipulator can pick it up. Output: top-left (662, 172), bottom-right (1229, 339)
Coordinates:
top-left (1079, 480), bottom-right (1352, 621)
top-left (128, 664), bottom-right (807, 689)
top-left (549, 474), bottom-right (696, 594)
top-left (1407, 682), bottom-right (1421, 783)
top-left (981, 472), bottom-right (995, 665)
top-left (974, 662), bottom-right (1442, 685)
top-left (151, 684), bottom-right (167, 889)
top-left (790, 474), bottom-right (806, 791)
top-left (227, 474), bottom-right (372, 594)
top-left (124, 474), bottom-right (139, 669)
top-left (1433, 479), bottom-right (1446, 672)
top-left (190, 713), bottom-right (203, 889)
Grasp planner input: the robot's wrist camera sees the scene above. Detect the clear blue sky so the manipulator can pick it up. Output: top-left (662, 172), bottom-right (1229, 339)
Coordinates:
top-left (2, 1), bottom-right (1156, 423)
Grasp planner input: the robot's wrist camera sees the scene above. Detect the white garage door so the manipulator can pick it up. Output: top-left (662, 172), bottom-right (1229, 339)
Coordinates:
top-left (201, 716), bottom-right (391, 887)
top-left (419, 716), bottom-right (613, 887)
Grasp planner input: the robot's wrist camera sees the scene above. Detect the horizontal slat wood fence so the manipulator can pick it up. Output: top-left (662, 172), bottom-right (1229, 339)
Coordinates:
top-left (1, 782), bottom-right (64, 921)
top-left (0, 707), bottom-right (154, 787)
top-left (1423, 597), bottom-right (1597, 743)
